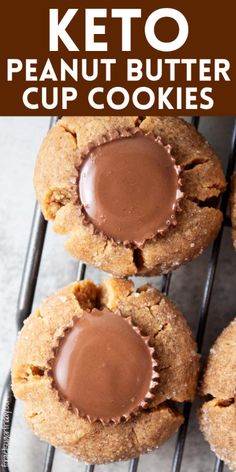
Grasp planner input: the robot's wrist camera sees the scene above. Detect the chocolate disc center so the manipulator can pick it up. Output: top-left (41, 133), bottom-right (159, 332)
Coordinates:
top-left (79, 134), bottom-right (180, 245)
top-left (52, 308), bottom-right (153, 422)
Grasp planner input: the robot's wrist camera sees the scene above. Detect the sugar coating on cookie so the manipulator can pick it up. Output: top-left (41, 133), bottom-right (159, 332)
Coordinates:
top-left (34, 116), bottom-right (226, 277)
top-left (199, 317), bottom-right (236, 471)
top-left (12, 278), bottom-right (199, 464)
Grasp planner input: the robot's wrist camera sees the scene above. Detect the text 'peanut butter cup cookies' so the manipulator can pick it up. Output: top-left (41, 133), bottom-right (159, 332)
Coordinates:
top-left (34, 116), bottom-right (226, 276)
top-left (12, 278), bottom-right (199, 464)
top-left (199, 317), bottom-right (236, 471)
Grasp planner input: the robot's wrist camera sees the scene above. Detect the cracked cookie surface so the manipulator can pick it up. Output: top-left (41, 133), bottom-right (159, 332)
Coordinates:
top-left (12, 278), bottom-right (199, 464)
top-left (34, 116), bottom-right (226, 277)
top-left (199, 318), bottom-right (236, 471)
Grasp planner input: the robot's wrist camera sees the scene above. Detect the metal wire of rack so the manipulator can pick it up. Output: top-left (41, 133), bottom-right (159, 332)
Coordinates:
top-left (0, 116), bottom-right (235, 472)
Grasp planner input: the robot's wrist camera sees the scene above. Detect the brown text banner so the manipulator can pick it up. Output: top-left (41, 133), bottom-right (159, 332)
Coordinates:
top-left (0, 0), bottom-right (235, 115)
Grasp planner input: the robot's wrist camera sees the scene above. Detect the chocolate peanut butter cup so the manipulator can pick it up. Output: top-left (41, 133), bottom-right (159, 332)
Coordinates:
top-left (78, 129), bottom-right (183, 246)
top-left (49, 307), bottom-right (158, 424)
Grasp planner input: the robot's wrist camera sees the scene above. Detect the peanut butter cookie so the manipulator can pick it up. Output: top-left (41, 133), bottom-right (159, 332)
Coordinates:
top-left (34, 116), bottom-right (226, 277)
top-left (199, 317), bottom-right (236, 471)
top-left (231, 172), bottom-right (236, 249)
top-left (12, 278), bottom-right (199, 464)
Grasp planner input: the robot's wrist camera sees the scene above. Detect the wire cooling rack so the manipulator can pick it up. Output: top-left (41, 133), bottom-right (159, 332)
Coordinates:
top-left (0, 116), bottom-right (236, 472)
